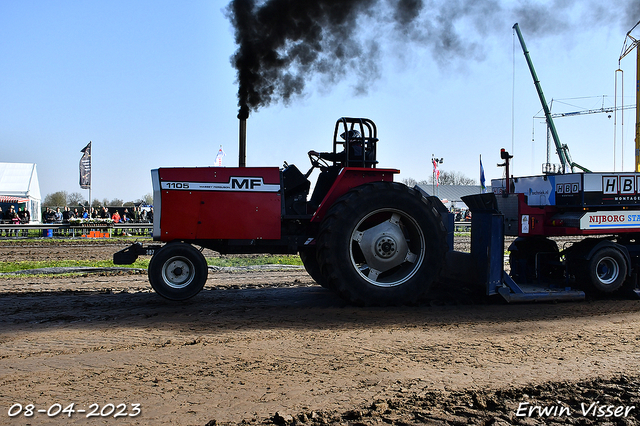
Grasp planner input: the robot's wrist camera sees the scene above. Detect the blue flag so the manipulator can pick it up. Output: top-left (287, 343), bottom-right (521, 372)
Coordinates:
top-left (480, 155), bottom-right (486, 193)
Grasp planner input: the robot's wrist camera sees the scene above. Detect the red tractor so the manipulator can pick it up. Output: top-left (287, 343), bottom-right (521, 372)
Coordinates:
top-left (115, 117), bottom-right (448, 305)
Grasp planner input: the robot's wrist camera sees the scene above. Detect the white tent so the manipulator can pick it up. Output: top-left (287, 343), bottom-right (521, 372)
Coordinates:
top-left (0, 163), bottom-right (41, 223)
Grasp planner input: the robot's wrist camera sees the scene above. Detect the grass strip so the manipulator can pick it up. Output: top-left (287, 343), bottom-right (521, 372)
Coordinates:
top-left (0, 255), bottom-right (303, 273)
top-left (0, 259), bottom-right (150, 273)
top-left (208, 255), bottom-right (302, 267)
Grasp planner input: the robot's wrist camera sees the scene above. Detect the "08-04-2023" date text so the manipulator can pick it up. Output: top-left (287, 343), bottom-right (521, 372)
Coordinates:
top-left (7, 402), bottom-right (141, 418)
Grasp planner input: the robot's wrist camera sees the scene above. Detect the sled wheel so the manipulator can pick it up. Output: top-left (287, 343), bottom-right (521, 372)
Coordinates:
top-left (299, 247), bottom-right (331, 289)
top-left (585, 247), bottom-right (627, 293)
top-left (148, 242), bottom-right (208, 300)
top-left (316, 181), bottom-right (447, 306)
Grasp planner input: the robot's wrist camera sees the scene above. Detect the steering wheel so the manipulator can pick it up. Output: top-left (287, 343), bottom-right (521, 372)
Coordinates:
top-left (304, 151), bottom-right (330, 178)
top-left (308, 151), bottom-right (330, 170)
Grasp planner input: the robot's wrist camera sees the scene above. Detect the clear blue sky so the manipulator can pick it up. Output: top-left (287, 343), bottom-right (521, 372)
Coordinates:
top-left (1, 0), bottom-right (639, 203)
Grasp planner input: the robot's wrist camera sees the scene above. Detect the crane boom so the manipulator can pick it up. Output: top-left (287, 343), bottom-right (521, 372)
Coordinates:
top-left (513, 23), bottom-right (590, 173)
top-left (551, 104), bottom-right (635, 118)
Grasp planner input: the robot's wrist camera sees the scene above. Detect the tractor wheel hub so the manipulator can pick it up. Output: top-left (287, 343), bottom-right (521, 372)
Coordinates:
top-left (376, 236), bottom-right (397, 258)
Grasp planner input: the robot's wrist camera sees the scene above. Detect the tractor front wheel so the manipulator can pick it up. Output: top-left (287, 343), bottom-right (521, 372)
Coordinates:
top-left (316, 182), bottom-right (447, 306)
top-left (148, 242), bottom-right (208, 300)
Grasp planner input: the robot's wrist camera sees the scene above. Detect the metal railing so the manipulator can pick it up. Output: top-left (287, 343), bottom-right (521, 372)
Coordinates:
top-left (454, 221), bottom-right (471, 232)
top-left (0, 223), bottom-right (153, 238)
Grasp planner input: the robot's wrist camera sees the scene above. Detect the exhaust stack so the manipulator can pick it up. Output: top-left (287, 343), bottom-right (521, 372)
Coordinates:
top-left (238, 118), bottom-right (247, 168)
top-left (238, 107), bottom-right (248, 168)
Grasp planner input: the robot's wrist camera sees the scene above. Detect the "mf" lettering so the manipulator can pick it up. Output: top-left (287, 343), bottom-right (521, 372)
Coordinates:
top-left (231, 178), bottom-right (263, 190)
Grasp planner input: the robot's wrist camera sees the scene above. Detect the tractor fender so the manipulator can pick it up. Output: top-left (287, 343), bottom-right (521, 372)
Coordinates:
top-left (310, 167), bottom-right (400, 223)
top-left (579, 240), bottom-right (632, 278)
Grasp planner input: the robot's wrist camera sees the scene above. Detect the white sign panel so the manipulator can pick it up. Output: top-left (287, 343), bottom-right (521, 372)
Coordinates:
top-left (580, 211), bottom-right (640, 230)
top-left (521, 215), bottom-right (529, 233)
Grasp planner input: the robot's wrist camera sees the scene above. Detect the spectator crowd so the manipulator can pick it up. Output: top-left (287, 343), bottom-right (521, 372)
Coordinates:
top-left (0, 205), bottom-right (31, 224)
top-left (0, 206), bottom-right (31, 236)
top-left (42, 206), bottom-right (153, 224)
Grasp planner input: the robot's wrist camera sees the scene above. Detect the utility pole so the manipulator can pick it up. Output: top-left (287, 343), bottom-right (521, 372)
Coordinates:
top-left (620, 20), bottom-right (640, 172)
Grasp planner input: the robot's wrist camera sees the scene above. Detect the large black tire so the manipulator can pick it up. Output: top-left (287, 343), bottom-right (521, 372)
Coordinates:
top-left (148, 242), bottom-right (208, 300)
top-left (316, 181), bottom-right (447, 306)
top-left (299, 247), bottom-right (331, 289)
top-left (583, 247), bottom-right (627, 293)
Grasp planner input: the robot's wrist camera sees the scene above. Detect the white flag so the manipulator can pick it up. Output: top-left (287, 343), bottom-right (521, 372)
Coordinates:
top-left (214, 146), bottom-right (225, 167)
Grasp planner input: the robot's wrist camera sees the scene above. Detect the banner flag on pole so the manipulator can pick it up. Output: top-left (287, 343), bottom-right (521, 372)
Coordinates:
top-left (480, 155), bottom-right (487, 193)
top-left (79, 141), bottom-right (91, 189)
top-left (214, 145), bottom-right (226, 167)
top-left (432, 158), bottom-right (440, 187)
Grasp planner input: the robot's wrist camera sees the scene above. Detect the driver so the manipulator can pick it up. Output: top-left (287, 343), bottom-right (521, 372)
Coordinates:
top-left (308, 130), bottom-right (375, 210)
top-left (308, 130), bottom-right (373, 167)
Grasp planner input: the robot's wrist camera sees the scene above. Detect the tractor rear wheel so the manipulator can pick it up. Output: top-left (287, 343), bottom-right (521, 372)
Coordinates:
top-left (316, 181), bottom-right (447, 306)
top-left (148, 242), bottom-right (208, 300)
top-left (299, 247), bottom-right (331, 289)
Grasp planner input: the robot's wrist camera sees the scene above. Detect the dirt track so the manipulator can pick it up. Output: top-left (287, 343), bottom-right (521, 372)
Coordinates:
top-left (1, 239), bottom-right (640, 425)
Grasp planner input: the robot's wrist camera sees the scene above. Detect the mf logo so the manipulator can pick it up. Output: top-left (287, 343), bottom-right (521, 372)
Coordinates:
top-left (603, 176), bottom-right (640, 195)
top-left (231, 177), bottom-right (264, 190)
top-left (227, 177), bottom-right (279, 192)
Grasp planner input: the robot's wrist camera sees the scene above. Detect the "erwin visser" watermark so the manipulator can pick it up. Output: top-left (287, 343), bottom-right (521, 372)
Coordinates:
top-left (516, 401), bottom-right (635, 419)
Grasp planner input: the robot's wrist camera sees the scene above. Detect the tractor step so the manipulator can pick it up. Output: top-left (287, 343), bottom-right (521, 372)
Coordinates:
top-left (113, 243), bottom-right (161, 265)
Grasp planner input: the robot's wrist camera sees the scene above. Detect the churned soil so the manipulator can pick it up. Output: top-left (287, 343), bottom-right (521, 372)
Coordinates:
top-left (0, 238), bottom-right (639, 425)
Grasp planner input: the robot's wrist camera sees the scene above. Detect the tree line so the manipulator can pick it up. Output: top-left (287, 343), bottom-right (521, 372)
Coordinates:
top-left (42, 191), bottom-right (153, 208)
top-left (402, 171), bottom-right (477, 188)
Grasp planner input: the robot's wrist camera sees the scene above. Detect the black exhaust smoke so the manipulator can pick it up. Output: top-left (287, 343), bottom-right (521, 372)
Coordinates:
top-left (227, 0), bottom-right (391, 117)
top-left (227, 0), bottom-right (418, 167)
